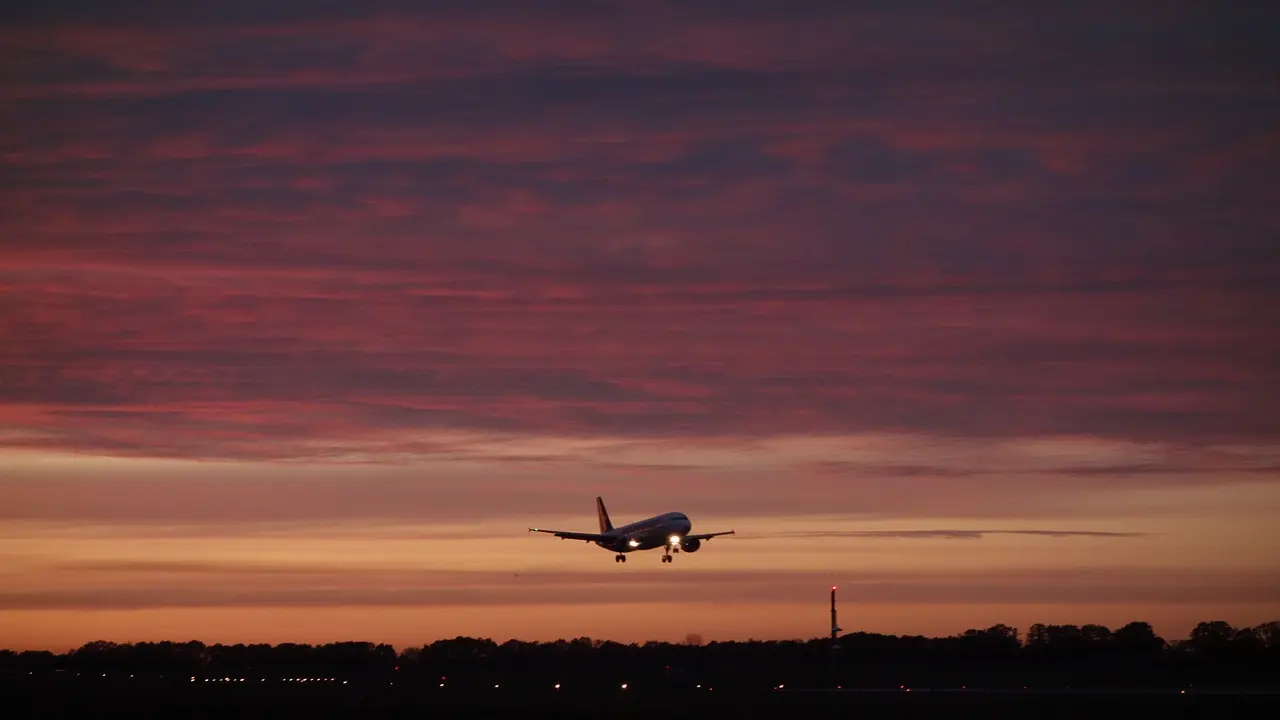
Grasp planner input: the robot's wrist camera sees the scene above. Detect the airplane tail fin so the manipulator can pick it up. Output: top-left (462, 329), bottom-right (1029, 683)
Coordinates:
top-left (596, 496), bottom-right (614, 533)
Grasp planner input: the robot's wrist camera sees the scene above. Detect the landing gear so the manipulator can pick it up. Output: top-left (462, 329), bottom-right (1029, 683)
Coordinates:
top-left (614, 554), bottom-right (627, 563)
top-left (661, 555), bottom-right (672, 563)
top-left (662, 546), bottom-right (674, 563)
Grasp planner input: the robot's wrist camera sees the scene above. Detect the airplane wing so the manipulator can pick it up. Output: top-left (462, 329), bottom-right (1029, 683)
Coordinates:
top-left (528, 527), bottom-right (609, 542)
top-left (686, 530), bottom-right (735, 541)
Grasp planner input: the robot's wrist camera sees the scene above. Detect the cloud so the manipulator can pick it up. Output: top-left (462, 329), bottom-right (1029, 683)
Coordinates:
top-left (2, 566), bottom-right (1276, 611)
top-left (0, 0), bottom-right (1276, 468)
top-left (742, 529), bottom-right (1150, 541)
top-left (1, 434), bottom-right (1277, 528)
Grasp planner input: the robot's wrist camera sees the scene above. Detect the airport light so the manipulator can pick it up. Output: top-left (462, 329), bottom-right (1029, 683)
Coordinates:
top-left (554, 683), bottom-right (561, 689)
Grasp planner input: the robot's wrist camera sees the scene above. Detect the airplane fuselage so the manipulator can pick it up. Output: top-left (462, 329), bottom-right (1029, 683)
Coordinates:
top-left (596, 512), bottom-right (692, 553)
top-left (529, 497), bottom-right (733, 563)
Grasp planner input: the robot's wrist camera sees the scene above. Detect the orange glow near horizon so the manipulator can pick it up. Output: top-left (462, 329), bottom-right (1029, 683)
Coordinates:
top-left (2, 444), bottom-right (1278, 651)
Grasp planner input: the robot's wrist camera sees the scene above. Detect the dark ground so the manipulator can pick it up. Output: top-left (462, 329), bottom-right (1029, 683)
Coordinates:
top-left (3, 676), bottom-right (1274, 719)
top-left (6, 625), bottom-right (1277, 717)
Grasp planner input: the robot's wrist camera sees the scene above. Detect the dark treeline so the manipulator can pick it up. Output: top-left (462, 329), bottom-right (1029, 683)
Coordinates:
top-left (4, 620), bottom-right (1278, 690)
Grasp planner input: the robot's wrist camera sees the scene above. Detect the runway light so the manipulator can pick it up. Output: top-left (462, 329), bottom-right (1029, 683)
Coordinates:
top-left (621, 683), bottom-right (628, 690)
top-left (554, 683), bottom-right (561, 689)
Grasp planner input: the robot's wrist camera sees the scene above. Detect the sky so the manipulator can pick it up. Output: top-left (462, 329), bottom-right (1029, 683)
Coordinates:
top-left (1, 0), bottom-right (1278, 652)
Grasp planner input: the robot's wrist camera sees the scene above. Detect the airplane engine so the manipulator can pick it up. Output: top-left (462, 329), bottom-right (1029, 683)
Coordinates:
top-left (680, 538), bottom-right (701, 553)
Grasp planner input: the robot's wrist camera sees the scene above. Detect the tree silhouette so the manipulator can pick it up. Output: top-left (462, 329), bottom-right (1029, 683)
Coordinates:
top-left (3, 619), bottom-right (1277, 690)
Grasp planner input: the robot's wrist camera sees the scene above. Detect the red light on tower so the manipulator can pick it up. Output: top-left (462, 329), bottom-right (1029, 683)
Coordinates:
top-left (830, 585), bottom-right (841, 640)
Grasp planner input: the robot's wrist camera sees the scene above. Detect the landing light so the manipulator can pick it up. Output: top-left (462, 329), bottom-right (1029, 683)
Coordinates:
top-left (628, 539), bottom-right (640, 547)
top-left (669, 535), bottom-right (681, 545)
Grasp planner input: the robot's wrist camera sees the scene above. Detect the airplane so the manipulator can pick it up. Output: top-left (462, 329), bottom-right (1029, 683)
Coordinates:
top-left (529, 497), bottom-right (735, 564)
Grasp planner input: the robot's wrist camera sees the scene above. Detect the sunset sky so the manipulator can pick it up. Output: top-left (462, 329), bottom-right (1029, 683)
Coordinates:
top-left (2, 1), bottom-right (1278, 652)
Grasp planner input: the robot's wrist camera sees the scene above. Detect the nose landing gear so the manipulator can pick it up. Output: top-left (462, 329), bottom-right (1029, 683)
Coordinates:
top-left (614, 554), bottom-right (627, 563)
